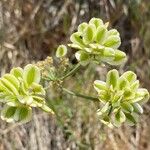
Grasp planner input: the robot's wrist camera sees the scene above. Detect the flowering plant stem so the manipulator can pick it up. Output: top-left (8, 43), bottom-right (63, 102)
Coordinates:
top-left (60, 63), bottom-right (81, 80)
top-left (62, 88), bottom-right (99, 102)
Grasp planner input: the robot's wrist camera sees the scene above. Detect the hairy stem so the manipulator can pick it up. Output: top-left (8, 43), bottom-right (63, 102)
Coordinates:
top-left (60, 63), bottom-right (81, 80)
top-left (62, 88), bottom-right (99, 102)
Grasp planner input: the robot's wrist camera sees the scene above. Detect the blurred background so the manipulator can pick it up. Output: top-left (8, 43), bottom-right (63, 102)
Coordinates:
top-left (0, 0), bottom-right (150, 149)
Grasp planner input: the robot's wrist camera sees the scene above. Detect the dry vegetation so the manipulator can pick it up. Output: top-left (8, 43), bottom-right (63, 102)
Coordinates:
top-left (0, 0), bottom-right (150, 150)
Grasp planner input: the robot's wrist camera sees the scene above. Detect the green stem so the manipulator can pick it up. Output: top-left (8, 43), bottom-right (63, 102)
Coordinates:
top-left (60, 63), bottom-right (81, 80)
top-left (62, 88), bottom-right (99, 102)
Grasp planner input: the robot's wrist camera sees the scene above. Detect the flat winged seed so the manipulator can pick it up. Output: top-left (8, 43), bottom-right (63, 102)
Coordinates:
top-left (1, 105), bottom-right (17, 122)
top-left (83, 24), bottom-right (96, 44)
top-left (114, 110), bottom-right (126, 126)
top-left (130, 80), bottom-right (139, 91)
top-left (70, 32), bottom-right (85, 48)
top-left (0, 78), bottom-right (19, 95)
top-left (3, 74), bottom-right (19, 90)
top-left (106, 69), bottom-right (119, 89)
top-left (121, 102), bottom-right (134, 113)
top-left (56, 45), bottom-right (67, 58)
top-left (121, 71), bottom-right (137, 83)
top-left (107, 29), bottom-right (119, 36)
top-left (89, 18), bottom-right (103, 28)
top-left (132, 103), bottom-right (143, 114)
top-left (23, 64), bottom-right (41, 86)
top-left (78, 22), bottom-right (88, 33)
top-left (103, 35), bottom-right (121, 49)
top-left (10, 67), bottom-right (23, 79)
top-left (108, 50), bottom-right (126, 65)
top-left (40, 104), bottom-right (54, 114)
top-left (101, 47), bottom-right (115, 61)
top-left (14, 107), bottom-right (32, 123)
top-left (118, 77), bottom-right (129, 90)
top-left (95, 26), bottom-right (107, 43)
top-left (125, 113), bottom-right (138, 126)
top-left (75, 51), bottom-right (90, 62)
top-left (94, 80), bottom-right (107, 92)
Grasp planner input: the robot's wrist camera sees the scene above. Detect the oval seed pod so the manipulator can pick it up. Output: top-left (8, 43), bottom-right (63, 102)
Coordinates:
top-left (83, 24), bottom-right (96, 45)
top-left (108, 50), bottom-right (127, 65)
top-left (56, 45), bottom-right (67, 58)
top-left (23, 64), bottom-right (41, 86)
top-left (89, 18), bottom-right (104, 28)
top-left (132, 103), bottom-right (143, 114)
top-left (14, 106), bottom-right (32, 123)
top-left (78, 22), bottom-right (88, 33)
top-left (94, 80), bottom-right (107, 92)
top-left (95, 26), bottom-right (107, 43)
top-left (121, 102), bottom-right (134, 113)
top-left (10, 67), bottom-right (23, 79)
top-left (106, 69), bottom-right (119, 89)
top-left (3, 74), bottom-right (20, 91)
top-left (1, 105), bottom-right (17, 122)
top-left (103, 35), bottom-right (121, 49)
top-left (70, 32), bottom-right (85, 48)
top-left (121, 71), bottom-right (137, 84)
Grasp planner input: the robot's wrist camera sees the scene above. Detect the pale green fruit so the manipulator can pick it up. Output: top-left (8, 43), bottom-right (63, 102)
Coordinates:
top-left (121, 102), bottom-right (134, 113)
top-left (89, 18), bottom-right (104, 28)
top-left (10, 67), bottom-right (23, 79)
top-left (70, 32), bottom-right (85, 48)
top-left (78, 22), bottom-right (88, 33)
top-left (94, 80), bottom-right (107, 92)
top-left (95, 26), bottom-right (107, 43)
top-left (23, 64), bottom-right (41, 86)
top-left (1, 105), bottom-right (17, 122)
top-left (83, 24), bottom-right (96, 44)
top-left (121, 71), bottom-right (137, 83)
top-left (56, 45), bottom-right (67, 58)
top-left (106, 69), bottom-right (119, 89)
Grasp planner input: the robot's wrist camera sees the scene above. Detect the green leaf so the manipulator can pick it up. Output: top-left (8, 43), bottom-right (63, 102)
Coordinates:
top-left (83, 24), bottom-right (96, 44)
top-left (121, 71), bottom-right (137, 83)
top-left (56, 45), bottom-right (67, 58)
top-left (10, 67), bottom-right (23, 79)
top-left (1, 105), bottom-right (17, 122)
top-left (103, 35), bottom-right (121, 49)
top-left (94, 80), bottom-right (107, 92)
top-left (14, 107), bottom-right (32, 123)
top-left (100, 115), bottom-right (113, 128)
top-left (106, 69), bottom-right (119, 89)
top-left (121, 102), bottom-right (134, 113)
top-left (23, 64), bottom-right (41, 86)
top-left (132, 103), bottom-right (143, 114)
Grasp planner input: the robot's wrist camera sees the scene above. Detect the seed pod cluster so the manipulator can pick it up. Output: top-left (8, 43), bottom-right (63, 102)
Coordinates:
top-left (0, 64), bottom-right (53, 123)
top-left (94, 69), bottom-right (149, 127)
top-left (68, 18), bottom-right (126, 65)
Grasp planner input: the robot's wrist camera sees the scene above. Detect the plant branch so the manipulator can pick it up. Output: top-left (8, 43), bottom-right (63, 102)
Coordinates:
top-left (60, 63), bottom-right (81, 80)
top-left (62, 88), bottom-right (99, 102)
